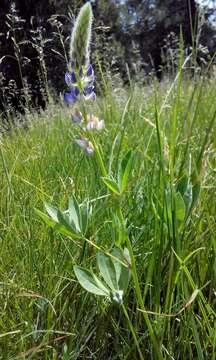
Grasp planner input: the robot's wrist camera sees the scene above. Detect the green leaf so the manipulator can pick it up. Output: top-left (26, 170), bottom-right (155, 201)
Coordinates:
top-left (112, 247), bottom-right (131, 292)
top-left (42, 201), bottom-right (82, 237)
top-left (80, 200), bottom-right (90, 235)
top-left (35, 208), bottom-right (76, 238)
top-left (184, 182), bottom-right (193, 211)
top-left (44, 203), bottom-right (59, 222)
top-left (176, 174), bottom-right (188, 197)
top-left (102, 177), bottom-right (120, 195)
top-left (112, 212), bottom-right (126, 247)
top-left (97, 253), bottom-right (117, 291)
top-left (175, 192), bottom-right (186, 222)
top-left (68, 196), bottom-right (81, 233)
top-left (192, 183), bottom-right (201, 208)
top-left (57, 210), bottom-right (77, 233)
top-left (165, 189), bottom-right (186, 223)
top-left (118, 150), bottom-right (134, 193)
top-left (165, 189), bottom-right (172, 222)
top-left (74, 266), bottom-right (110, 297)
top-left (177, 174), bottom-right (193, 212)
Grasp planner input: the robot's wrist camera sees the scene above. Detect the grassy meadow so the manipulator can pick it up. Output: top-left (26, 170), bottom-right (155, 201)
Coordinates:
top-left (0, 73), bottom-right (216, 359)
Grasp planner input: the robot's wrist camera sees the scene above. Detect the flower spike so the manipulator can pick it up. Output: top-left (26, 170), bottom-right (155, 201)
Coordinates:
top-left (69, 2), bottom-right (93, 67)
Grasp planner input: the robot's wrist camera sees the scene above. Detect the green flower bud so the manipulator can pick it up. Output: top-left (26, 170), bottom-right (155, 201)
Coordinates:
top-left (69, 2), bottom-right (93, 67)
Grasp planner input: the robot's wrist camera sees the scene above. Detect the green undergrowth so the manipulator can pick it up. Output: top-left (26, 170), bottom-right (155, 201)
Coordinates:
top-left (0, 76), bottom-right (215, 359)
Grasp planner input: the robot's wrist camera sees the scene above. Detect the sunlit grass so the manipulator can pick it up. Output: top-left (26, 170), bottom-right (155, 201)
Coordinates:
top-left (0, 75), bottom-right (215, 359)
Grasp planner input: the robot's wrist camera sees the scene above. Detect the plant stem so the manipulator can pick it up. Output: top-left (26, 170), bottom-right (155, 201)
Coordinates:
top-left (117, 205), bottom-right (163, 359)
top-left (121, 303), bottom-right (144, 360)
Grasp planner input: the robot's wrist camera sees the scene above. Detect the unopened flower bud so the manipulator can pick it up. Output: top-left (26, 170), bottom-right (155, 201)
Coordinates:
top-left (71, 108), bottom-right (83, 123)
top-left (75, 137), bottom-right (94, 155)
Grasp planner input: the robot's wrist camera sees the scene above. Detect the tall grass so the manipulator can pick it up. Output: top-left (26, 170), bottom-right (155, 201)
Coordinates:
top-left (0, 71), bottom-right (216, 359)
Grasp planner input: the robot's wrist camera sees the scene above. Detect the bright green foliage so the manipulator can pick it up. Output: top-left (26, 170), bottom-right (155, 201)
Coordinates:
top-left (73, 266), bottom-right (110, 296)
top-left (69, 2), bottom-right (93, 65)
top-left (74, 248), bottom-right (131, 304)
top-left (102, 177), bottom-right (120, 195)
top-left (102, 150), bottom-right (134, 195)
top-left (36, 196), bottom-right (91, 238)
top-left (166, 189), bottom-right (186, 223)
top-left (117, 150), bottom-right (134, 193)
top-left (0, 75), bottom-right (215, 358)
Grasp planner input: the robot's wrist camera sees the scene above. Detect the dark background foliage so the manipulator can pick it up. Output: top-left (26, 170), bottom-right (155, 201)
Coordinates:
top-left (0, 0), bottom-right (215, 117)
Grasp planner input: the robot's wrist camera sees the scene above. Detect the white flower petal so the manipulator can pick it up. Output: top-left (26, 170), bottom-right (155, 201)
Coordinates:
top-left (75, 138), bottom-right (88, 149)
top-left (96, 120), bottom-right (105, 131)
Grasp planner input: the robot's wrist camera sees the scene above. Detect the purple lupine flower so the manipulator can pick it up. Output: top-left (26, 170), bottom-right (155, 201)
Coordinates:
top-left (87, 64), bottom-right (94, 77)
top-left (65, 71), bottom-right (77, 86)
top-left (84, 91), bottom-right (96, 102)
top-left (64, 60), bottom-right (96, 104)
top-left (75, 137), bottom-right (94, 155)
top-left (86, 114), bottom-right (105, 131)
top-left (84, 85), bottom-right (94, 95)
top-left (86, 144), bottom-right (94, 155)
top-left (71, 108), bottom-right (83, 123)
top-left (64, 87), bottom-right (80, 104)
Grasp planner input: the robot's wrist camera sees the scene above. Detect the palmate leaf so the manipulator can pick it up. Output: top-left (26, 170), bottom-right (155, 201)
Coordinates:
top-left (73, 266), bottom-right (110, 297)
top-left (36, 201), bottom-right (83, 238)
top-left (74, 248), bottom-right (131, 304)
top-left (35, 208), bottom-right (75, 238)
top-left (45, 202), bottom-right (79, 234)
top-left (112, 212), bottom-right (126, 247)
top-left (97, 249), bottom-right (131, 293)
top-left (57, 209), bottom-right (77, 233)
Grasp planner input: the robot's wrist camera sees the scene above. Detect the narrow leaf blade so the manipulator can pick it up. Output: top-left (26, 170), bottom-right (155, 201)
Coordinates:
top-left (118, 150), bottom-right (134, 193)
top-left (102, 177), bottom-right (120, 195)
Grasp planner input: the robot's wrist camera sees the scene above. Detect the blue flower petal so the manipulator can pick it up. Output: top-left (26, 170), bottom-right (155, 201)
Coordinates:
top-left (84, 85), bottom-right (94, 95)
top-left (87, 64), bottom-right (94, 77)
top-left (64, 90), bottom-right (77, 104)
top-left (90, 92), bottom-right (96, 101)
top-left (84, 91), bottom-right (96, 102)
top-left (69, 59), bottom-right (76, 69)
top-left (79, 67), bottom-right (84, 77)
top-left (65, 72), bottom-right (72, 86)
top-left (74, 87), bottom-right (80, 96)
top-left (71, 71), bottom-right (76, 83)
top-left (65, 71), bottom-right (77, 86)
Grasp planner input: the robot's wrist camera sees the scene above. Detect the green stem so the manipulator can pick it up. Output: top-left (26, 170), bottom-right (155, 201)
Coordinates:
top-left (122, 303), bottom-right (144, 360)
top-left (89, 133), bottom-right (107, 178)
top-left (79, 99), bottom-right (161, 357)
top-left (117, 204), bottom-right (163, 359)
top-left (0, 147), bottom-right (12, 195)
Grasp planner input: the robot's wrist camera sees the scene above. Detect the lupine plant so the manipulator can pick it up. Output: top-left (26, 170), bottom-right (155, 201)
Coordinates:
top-left (36, 3), bottom-right (163, 359)
top-left (1, 3), bottom-right (215, 357)
top-left (63, 2), bottom-right (104, 157)
top-left (34, 3), bottom-right (216, 360)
